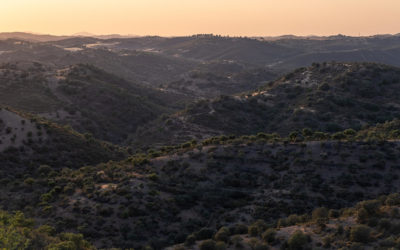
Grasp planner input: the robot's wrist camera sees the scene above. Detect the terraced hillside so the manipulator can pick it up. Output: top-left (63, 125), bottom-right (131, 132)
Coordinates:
top-left (132, 62), bottom-right (400, 148)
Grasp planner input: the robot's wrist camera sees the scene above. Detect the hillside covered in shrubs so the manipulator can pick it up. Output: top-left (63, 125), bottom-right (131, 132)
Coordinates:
top-left (169, 194), bottom-right (400, 250)
top-left (3, 58), bottom-right (400, 249)
top-left (0, 107), bottom-right (127, 178)
top-left (0, 62), bottom-right (187, 143)
top-left (2, 122), bottom-right (399, 249)
top-left (132, 62), bottom-right (400, 148)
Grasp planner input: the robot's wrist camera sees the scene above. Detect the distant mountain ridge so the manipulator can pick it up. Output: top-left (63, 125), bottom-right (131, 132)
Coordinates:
top-left (0, 32), bottom-right (71, 42)
top-left (0, 32), bottom-right (138, 42)
top-left (1, 32), bottom-right (400, 98)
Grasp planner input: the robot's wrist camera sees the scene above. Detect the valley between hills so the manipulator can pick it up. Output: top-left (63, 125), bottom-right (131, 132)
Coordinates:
top-left (2, 33), bottom-right (400, 249)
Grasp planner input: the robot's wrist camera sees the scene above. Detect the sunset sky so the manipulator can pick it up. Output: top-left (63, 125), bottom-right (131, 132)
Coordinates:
top-left (1, 0), bottom-right (400, 37)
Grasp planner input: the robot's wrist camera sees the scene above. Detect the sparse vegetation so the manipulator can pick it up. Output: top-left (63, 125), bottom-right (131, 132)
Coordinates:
top-left (2, 34), bottom-right (400, 250)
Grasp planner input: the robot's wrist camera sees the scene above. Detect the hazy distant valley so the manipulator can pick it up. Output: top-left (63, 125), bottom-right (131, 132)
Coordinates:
top-left (2, 32), bottom-right (400, 249)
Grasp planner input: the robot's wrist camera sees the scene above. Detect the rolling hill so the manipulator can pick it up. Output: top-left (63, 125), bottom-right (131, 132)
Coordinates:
top-left (2, 122), bottom-right (400, 248)
top-left (2, 34), bottom-right (400, 100)
top-left (0, 32), bottom-right (71, 42)
top-left (162, 61), bottom-right (278, 98)
top-left (168, 194), bottom-right (400, 250)
top-left (0, 107), bottom-right (127, 171)
top-left (106, 34), bottom-right (400, 69)
top-left (3, 32), bottom-right (400, 250)
top-left (132, 62), bottom-right (400, 148)
top-left (0, 62), bottom-right (188, 143)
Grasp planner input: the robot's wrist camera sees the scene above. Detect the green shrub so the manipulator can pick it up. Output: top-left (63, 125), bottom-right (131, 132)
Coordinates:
top-left (350, 225), bottom-right (371, 243)
top-left (231, 235), bottom-right (243, 248)
top-left (251, 220), bottom-right (268, 234)
top-left (185, 234), bottom-right (196, 246)
top-left (147, 173), bottom-right (159, 182)
top-left (248, 225), bottom-right (259, 237)
top-left (386, 193), bottom-right (400, 205)
top-left (380, 237), bottom-right (396, 247)
top-left (196, 228), bottom-right (215, 240)
top-left (287, 230), bottom-right (309, 250)
top-left (38, 225), bottom-right (55, 236)
top-left (312, 207), bottom-right (328, 221)
top-left (328, 209), bottom-right (340, 218)
top-left (332, 132), bottom-right (346, 140)
top-left (262, 228), bottom-right (276, 243)
top-left (289, 131), bottom-right (298, 142)
top-left (343, 129), bottom-right (357, 136)
top-left (254, 242), bottom-right (269, 250)
top-left (200, 239), bottom-right (216, 250)
top-left (0, 210), bottom-right (93, 249)
top-left (356, 208), bottom-right (369, 224)
top-left (356, 200), bottom-right (381, 224)
top-left (24, 178), bottom-right (35, 185)
top-left (38, 165), bottom-right (52, 175)
top-left (215, 241), bottom-right (227, 250)
top-left (47, 241), bottom-right (76, 250)
top-left (214, 227), bottom-right (230, 242)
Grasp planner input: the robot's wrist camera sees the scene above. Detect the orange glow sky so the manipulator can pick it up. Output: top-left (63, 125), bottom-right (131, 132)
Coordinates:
top-left (1, 0), bottom-right (400, 36)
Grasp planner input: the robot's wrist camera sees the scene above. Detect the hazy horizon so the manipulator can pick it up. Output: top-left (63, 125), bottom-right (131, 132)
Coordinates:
top-left (2, 0), bottom-right (400, 37)
top-left (2, 30), bottom-right (400, 38)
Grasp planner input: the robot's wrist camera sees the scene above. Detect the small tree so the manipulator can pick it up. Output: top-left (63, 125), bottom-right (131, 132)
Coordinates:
top-left (350, 225), bottom-right (371, 243)
top-left (196, 228), bottom-right (215, 240)
top-left (200, 239), bottom-right (216, 250)
top-left (386, 193), bottom-right (400, 206)
top-left (185, 234), bottom-right (196, 246)
top-left (289, 131), bottom-right (298, 142)
top-left (302, 128), bottom-right (313, 137)
top-left (248, 225), bottom-right (259, 237)
top-left (262, 228), bottom-right (276, 243)
top-left (215, 241), bottom-right (227, 250)
top-left (214, 227), bottom-right (230, 242)
top-left (312, 207), bottom-right (329, 221)
top-left (288, 230), bottom-right (309, 250)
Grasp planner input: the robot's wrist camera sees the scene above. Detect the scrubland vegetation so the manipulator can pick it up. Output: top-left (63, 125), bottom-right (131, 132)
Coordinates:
top-left (2, 33), bottom-right (400, 249)
top-left (3, 120), bottom-right (400, 248)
